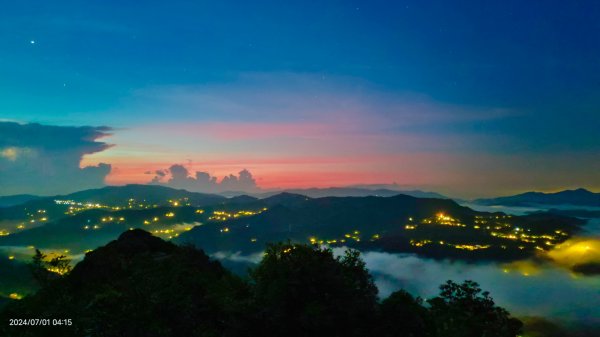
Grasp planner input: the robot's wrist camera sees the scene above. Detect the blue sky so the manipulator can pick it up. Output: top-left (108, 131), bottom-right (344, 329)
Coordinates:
top-left (0, 1), bottom-right (598, 197)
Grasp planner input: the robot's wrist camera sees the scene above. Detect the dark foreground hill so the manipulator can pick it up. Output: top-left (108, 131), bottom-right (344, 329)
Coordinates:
top-left (1, 230), bottom-right (523, 337)
top-left (0, 229), bottom-right (247, 337)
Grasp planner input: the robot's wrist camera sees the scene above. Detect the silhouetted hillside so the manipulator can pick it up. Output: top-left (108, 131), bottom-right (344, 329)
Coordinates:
top-left (176, 195), bottom-right (470, 253)
top-left (176, 194), bottom-right (583, 261)
top-left (0, 196), bottom-right (67, 223)
top-left (529, 209), bottom-right (600, 218)
top-left (0, 194), bottom-right (41, 207)
top-left (475, 188), bottom-right (600, 207)
top-left (253, 187), bottom-right (448, 199)
top-left (66, 184), bottom-right (226, 206)
top-left (0, 184), bottom-right (226, 227)
top-left (261, 192), bottom-right (312, 207)
top-left (0, 229), bottom-right (247, 337)
top-left (0, 258), bottom-right (37, 303)
top-left (227, 195), bottom-right (260, 204)
top-left (0, 206), bottom-right (215, 252)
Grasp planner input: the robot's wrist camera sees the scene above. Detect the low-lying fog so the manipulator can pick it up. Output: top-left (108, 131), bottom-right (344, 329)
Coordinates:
top-left (215, 203), bottom-right (600, 328)
top-left (351, 250), bottom-right (599, 325)
top-left (212, 244), bottom-right (600, 329)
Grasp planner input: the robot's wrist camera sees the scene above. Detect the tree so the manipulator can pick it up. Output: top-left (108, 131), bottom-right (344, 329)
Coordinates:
top-left (428, 280), bottom-right (523, 337)
top-left (249, 243), bottom-right (378, 337)
top-left (29, 249), bottom-right (71, 286)
top-left (377, 289), bottom-right (434, 337)
top-left (46, 254), bottom-right (72, 276)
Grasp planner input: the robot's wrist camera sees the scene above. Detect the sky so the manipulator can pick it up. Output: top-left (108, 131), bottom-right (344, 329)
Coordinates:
top-left (0, 0), bottom-right (599, 197)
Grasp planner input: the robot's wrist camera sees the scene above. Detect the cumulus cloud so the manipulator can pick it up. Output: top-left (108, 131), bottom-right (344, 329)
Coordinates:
top-left (148, 164), bottom-right (259, 193)
top-left (0, 122), bottom-right (112, 196)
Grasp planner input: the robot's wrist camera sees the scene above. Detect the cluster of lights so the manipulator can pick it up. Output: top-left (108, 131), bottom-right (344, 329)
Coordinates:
top-left (127, 198), bottom-right (160, 209)
top-left (209, 209), bottom-right (266, 221)
top-left (152, 229), bottom-right (180, 239)
top-left (46, 267), bottom-right (69, 275)
top-left (428, 213), bottom-right (467, 227)
top-left (82, 225), bottom-right (101, 230)
top-left (452, 244), bottom-right (491, 251)
top-left (410, 239), bottom-right (432, 247)
top-left (55, 200), bottom-right (107, 215)
top-left (403, 211), bottom-right (571, 254)
top-left (9, 293), bottom-right (22, 300)
top-left (309, 233), bottom-right (366, 245)
top-left (100, 216), bottom-right (125, 222)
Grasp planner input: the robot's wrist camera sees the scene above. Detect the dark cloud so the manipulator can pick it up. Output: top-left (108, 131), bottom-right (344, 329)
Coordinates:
top-left (0, 122), bottom-right (112, 196)
top-left (150, 164), bottom-right (258, 193)
top-left (149, 169), bottom-right (168, 184)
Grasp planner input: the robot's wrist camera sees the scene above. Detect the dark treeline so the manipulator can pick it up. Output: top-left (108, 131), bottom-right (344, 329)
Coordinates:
top-left (1, 229), bottom-right (522, 337)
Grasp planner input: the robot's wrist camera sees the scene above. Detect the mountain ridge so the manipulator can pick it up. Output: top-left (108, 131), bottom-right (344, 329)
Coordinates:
top-left (474, 188), bottom-right (600, 207)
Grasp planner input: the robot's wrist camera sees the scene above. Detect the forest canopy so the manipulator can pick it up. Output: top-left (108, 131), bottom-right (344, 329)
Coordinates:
top-left (1, 229), bottom-right (522, 337)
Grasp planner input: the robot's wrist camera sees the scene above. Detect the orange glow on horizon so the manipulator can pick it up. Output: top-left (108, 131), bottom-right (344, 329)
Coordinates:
top-left (101, 166), bottom-right (404, 190)
top-left (82, 152), bottom-right (447, 190)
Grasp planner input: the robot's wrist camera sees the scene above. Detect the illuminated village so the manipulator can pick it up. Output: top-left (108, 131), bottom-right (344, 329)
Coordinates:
top-left (0, 193), bottom-right (579, 282)
top-left (300, 212), bottom-right (570, 254)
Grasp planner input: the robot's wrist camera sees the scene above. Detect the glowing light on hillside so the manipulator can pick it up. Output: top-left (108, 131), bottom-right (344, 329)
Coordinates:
top-left (9, 293), bottom-right (22, 300)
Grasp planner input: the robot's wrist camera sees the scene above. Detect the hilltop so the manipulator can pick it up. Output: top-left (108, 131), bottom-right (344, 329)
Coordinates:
top-left (0, 229), bottom-right (246, 336)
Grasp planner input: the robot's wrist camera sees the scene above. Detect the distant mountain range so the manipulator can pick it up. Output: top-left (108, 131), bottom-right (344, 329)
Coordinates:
top-left (0, 184), bottom-right (588, 263)
top-left (0, 185), bottom-right (446, 225)
top-left (0, 184), bottom-right (226, 207)
top-left (0, 185), bottom-right (445, 208)
top-left (0, 194), bottom-right (41, 207)
top-left (4, 186), bottom-right (599, 209)
top-left (249, 187), bottom-right (448, 199)
top-left (474, 188), bottom-right (600, 207)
